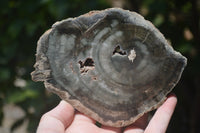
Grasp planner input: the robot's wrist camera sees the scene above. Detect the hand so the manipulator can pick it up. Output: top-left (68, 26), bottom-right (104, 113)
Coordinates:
top-left (37, 94), bottom-right (177, 133)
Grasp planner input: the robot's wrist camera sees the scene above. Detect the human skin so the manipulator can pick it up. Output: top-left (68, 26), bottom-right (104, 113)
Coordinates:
top-left (37, 94), bottom-right (177, 133)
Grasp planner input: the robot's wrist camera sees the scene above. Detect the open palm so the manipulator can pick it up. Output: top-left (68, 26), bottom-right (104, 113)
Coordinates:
top-left (37, 94), bottom-right (177, 133)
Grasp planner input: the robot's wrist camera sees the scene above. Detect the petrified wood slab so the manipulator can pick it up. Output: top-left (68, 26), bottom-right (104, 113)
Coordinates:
top-left (31, 8), bottom-right (187, 127)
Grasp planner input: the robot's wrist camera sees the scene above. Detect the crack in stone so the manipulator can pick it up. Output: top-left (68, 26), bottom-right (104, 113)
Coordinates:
top-left (78, 58), bottom-right (95, 74)
top-left (112, 45), bottom-right (127, 56)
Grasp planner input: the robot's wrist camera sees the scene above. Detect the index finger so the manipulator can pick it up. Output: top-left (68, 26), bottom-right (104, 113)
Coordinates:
top-left (145, 94), bottom-right (177, 133)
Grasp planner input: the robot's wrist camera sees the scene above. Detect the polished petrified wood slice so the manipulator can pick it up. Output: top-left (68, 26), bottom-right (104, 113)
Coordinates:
top-left (31, 8), bottom-right (187, 127)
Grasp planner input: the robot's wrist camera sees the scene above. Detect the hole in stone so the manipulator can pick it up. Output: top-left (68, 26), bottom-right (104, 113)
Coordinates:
top-left (113, 45), bottom-right (126, 56)
top-left (92, 76), bottom-right (97, 80)
top-left (78, 58), bottom-right (95, 74)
